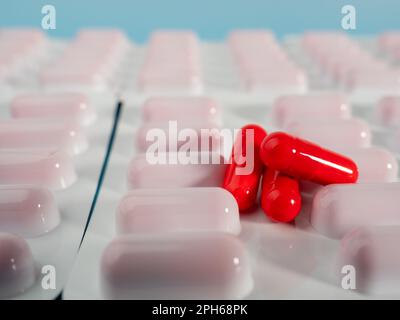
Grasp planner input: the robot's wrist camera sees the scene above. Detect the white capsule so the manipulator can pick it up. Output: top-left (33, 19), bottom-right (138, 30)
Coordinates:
top-left (300, 146), bottom-right (398, 197)
top-left (100, 233), bottom-right (253, 299)
top-left (142, 96), bottom-right (221, 124)
top-left (311, 183), bottom-right (400, 239)
top-left (128, 152), bottom-right (226, 188)
top-left (339, 147), bottom-right (398, 183)
top-left (0, 233), bottom-right (36, 298)
top-left (116, 187), bottom-right (240, 235)
top-left (10, 92), bottom-right (96, 127)
top-left (136, 121), bottom-right (222, 152)
top-left (338, 226), bottom-right (400, 295)
top-left (0, 186), bottom-right (60, 237)
top-left (273, 93), bottom-right (351, 127)
top-left (0, 150), bottom-right (77, 190)
top-left (285, 118), bottom-right (371, 149)
top-left (0, 119), bottom-right (88, 156)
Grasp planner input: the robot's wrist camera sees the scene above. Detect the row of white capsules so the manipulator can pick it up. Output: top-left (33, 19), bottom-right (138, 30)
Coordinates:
top-left (39, 29), bottom-right (129, 93)
top-left (101, 98), bottom-right (254, 299)
top-left (375, 32), bottom-right (400, 150)
top-left (302, 31), bottom-right (400, 100)
top-left (100, 32), bottom-right (253, 300)
top-left (368, 34), bottom-right (400, 294)
top-left (272, 92), bottom-right (400, 295)
top-left (0, 28), bottom-right (47, 86)
top-left (0, 29), bottom-right (81, 299)
top-left (228, 30), bottom-right (308, 95)
top-left (0, 29), bottom-right (126, 299)
top-left (136, 30), bottom-right (203, 94)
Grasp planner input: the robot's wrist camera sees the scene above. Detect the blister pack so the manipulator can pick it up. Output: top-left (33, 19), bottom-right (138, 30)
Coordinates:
top-left (2, 28), bottom-right (400, 300)
top-left (0, 28), bottom-right (128, 299)
top-left (64, 30), bottom-right (400, 299)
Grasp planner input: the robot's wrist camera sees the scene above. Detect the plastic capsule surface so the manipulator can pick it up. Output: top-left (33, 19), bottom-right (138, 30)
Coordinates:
top-left (128, 152), bottom-right (226, 189)
top-left (311, 183), bottom-right (400, 239)
top-left (116, 187), bottom-right (240, 235)
top-left (141, 96), bottom-right (221, 124)
top-left (261, 169), bottom-right (302, 223)
top-left (0, 186), bottom-right (60, 237)
top-left (338, 226), bottom-right (400, 295)
top-left (223, 124), bottom-right (267, 211)
top-left (0, 119), bottom-right (88, 155)
top-left (0, 150), bottom-right (77, 190)
top-left (100, 233), bottom-right (253, 299)
top-left (10, 93), bottom-right (95, 126)
top-left (0, 233), bottom-right (36, 298)
top-left (284, 118), bottom-right (371, 149)
top-left (376, 96), bottom-right (400, 127)
top-left (273, 93), bottom-right (351, 127)
top-left (260, 132), bottom-right (358, 185)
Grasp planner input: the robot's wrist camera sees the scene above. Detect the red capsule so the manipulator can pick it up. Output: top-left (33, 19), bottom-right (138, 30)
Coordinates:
top-left (260, 132), bottom-right (358, 185)
top-left (223, 124), bottom-right (267, 212)
top-left (261, 169), bottom-right (302, 223)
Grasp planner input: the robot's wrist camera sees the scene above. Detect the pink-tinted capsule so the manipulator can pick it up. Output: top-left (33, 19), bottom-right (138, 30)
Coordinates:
top-left (0, 119), bottom-right (88, 155)
top-left (285, 118), bottom-right (371, 149)
top-left (334, 59), bottom-right (389, 85)
top-left (311, 183), bottom-right (400, 239)
top-left (302, 147), bottom-right (397, 193)
top-left (39, 67), bottom-right (107, 90)
top-left (341, 147), bottom-right (398, 183)
top-left (243, 69), bottom-right (308, 93)
top-left (238, 57), bottom-right (293, 73)
top-left (0, 28), bottom-right (45, 44)
top-left (388, 126), bottom-right (400, 152)
top-left (389, 47), bottom-right (400, 60)
top-left (149, 30), bottom-right (198, 45)
top-left (141, 96), bottom-right (221, 124)
top-left (347, 69), bottom-right (400, 92)
top-left (75, 29), bottom-right (128, 48)
top-left (273, 93), bottom-right (351, 127)
top-left (0, 233), bottom-right (36, 298)
top-left (228, 30), bottom-right (275, 47)
top-left (0, 150), bottom-right (77, 190)
top-left (137, 70), bottom-right (203, 93)
top-left (302, 31), bottom-right (348, 50)
top-left (58, 48), bottom-right (119, 68)
top-left (10, 93), bottom-right (96, 126)
top-left (321, 49), bottom-right (372, 76)
top-left (300, 145), bottom-right (398, 195)
top-left (137, 31), bottom-right (201, 93)
top-left (116, 188), bottom-right (240, 235)
top-left (0, 186), bottom-right (60, 237)
top-left (100, 233), bottom-right (253, 299)
top-left (135, 121), bottom-right (221, 152)
top-left (338, 226), bottom-right (400, 295)
top-left (141, 62), bottom-right (199, 73)
top-left (376, 96), bottom-right (400, 126)
top-left (128, 152), bottom-right (226, 189)
top-left (378, 32), bottom-right (400, 52)
top-left (56, 52), bottom-right (115, 68)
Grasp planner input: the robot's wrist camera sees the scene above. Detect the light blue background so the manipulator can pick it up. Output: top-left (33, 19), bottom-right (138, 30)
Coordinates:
top-left (1, 1), bottom-right (399, 42)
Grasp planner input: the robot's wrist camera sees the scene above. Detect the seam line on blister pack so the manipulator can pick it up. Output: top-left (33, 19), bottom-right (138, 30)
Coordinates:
top-left (59, 100), bottom-right (123, 300)
top-left (78, 100), bottom-right (124, 249)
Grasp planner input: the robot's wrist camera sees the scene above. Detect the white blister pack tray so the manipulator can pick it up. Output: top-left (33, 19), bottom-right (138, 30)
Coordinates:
top-left (0, 38), bottom-right (120, 299)
top-left (64, 36), bottom-right (400, 299)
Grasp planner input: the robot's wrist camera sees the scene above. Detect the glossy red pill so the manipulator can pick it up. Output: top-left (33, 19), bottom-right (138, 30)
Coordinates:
top-left (261, 169), bottom-right (302, 223)
top-left (260, 132), bottom-right (358, 185)
top-left (223, 124), bottom-right (267, 212)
